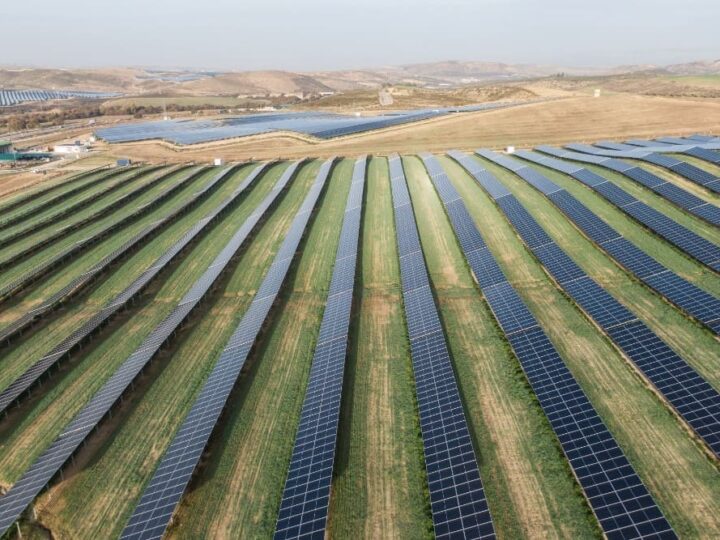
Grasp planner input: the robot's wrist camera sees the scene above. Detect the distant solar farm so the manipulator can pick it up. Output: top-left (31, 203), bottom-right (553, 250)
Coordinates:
top-left (0, 133), bottom-right (719, 540)
top-left (95, 103), bottom-right (514, 144)
top-left (0, 89), bottom-right (121, 107)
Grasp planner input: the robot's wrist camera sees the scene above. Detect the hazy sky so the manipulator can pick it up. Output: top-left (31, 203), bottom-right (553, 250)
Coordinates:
top-left (2, 0), bottom-right (718, 70)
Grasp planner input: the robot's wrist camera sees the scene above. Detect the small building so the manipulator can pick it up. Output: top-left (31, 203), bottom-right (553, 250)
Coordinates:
top-left (116, 158), bottom-right (132, 167)
top-left (506, 146), bottom-right (516, 154)
top-left (0, 140), bottom-right (12, 153)
top-left (54, 142), bottom-right (88, 155)
top-left (213, 158), bottom-right (224, 166)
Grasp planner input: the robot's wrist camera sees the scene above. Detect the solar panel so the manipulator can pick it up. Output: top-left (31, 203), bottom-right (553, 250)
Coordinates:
top-left (0, 160), bottom-right (306, 537)
top-left (533, 146), bottom-right (720, 224)
top-left (427, 152), bottom-right (676, 539)
top-left (388, 154), bottom-right (496, 539)
top-left (515, 150), bottom-right (720, 272)
top-left (474, 149), bottom-right (720, 337)
top-left (0, 163), bottom-right (269, 414)
top-left (119, 158), bottom-right (335, 540)
top-left (273, 157), bottom-right (366, 539)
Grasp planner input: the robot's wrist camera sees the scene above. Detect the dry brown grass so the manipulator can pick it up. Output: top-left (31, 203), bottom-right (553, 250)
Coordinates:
top-left (96, 94), bottom-right (720, 163)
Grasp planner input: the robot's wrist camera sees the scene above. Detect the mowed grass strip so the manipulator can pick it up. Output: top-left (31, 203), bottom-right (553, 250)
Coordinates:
top-left (469, 156), bottom-right (720, 392)
top-left (161, 160), bottom-right (350, 539)
top-left (0, 166), bottom-right (211, 311)
top-left (447, 156), bottom-right (720, 537)
top-left (0, 162), bottom-right (293, 489)
top-left (0, 165), bottom-right (256, 394)
top-left (402, 156), bottom-right (600, 539)
top-left (28, 160), bottom-right (321, 539)
top-left (329, 157), bottom-right (432, 539)
top-left (518, 160), bottom-right (720, 298)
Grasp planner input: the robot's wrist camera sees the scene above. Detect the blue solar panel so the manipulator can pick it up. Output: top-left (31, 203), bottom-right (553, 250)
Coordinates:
top-left (119, 159), bottom-right (335, 540)
top-left (450, 152), bottom-right (720, 458)
top-left (0, 160), bottom-right (307, 537)
top-left (97, 104), bottom-right (516, 144)
top-left (389, 154), bottom-right (496, 539)
top-left (515, 150), bottom-right (720, 272)
top-left (425, 153), bottom-right (676, 539)
top-left (474, 149), bottom-right (720, 336)
top-left (274, 157), bottom-right (366, 539)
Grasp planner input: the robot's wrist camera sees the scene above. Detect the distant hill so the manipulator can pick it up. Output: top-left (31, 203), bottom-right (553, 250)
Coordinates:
top-left (1, 59), bottom-right (718, 99)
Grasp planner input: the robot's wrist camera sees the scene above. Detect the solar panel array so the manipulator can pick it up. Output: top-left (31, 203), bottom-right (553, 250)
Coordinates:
top-left (0, 160), bottom-right (304, 536)
top-left (96, 103), bottom-right (517, 145)
top-left (653, 138), bottom-right (720, 166)
top-left (478, 149), bottom-right (720, 335)
top-left (0, 165), bottom-right (177, 251)
top-left (424, 152), bottom-right (676, 540)
top-left (564, 143), bottom-right (720, 194)
top-left (120, 158), bottom-right (335, 540)
top-left (529, 145), bottom-right (720, 226)
top-left (388, 154), bottom-right (496, 540)
top-left (0, 166), bottom-right (132, 233)
top-left (0, 88), bottom-right (120, 107)
top-left (274, 157), bottom-right (366, 539)
top-left (0, 164), bottom-right (172, 271)
top-left (453, 151), bottom-right (720, 459)
top-left (514, 149), bottom-right (720, 273)
top-left (0, 163), bottom-right (265, 413)
top-left (0, 165), bottom-right (199, 303)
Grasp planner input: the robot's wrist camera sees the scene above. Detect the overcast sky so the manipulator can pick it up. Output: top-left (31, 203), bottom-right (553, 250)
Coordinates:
top-left (2, 0), bottom-right (718, 71)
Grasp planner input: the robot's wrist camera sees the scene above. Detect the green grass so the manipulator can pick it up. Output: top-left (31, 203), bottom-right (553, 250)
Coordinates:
top-left (450, 154), bottom-right (720, 537)
top-left (0, 162), bottom-right (292, 487)
top-left (329, 157), bottom-right (432, 539)
top-left (403, 156), bottom-right (601, 539)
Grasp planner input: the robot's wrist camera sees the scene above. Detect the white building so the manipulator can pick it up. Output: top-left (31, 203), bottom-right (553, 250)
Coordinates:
top-left (54, 142), bottom-right (89, 155)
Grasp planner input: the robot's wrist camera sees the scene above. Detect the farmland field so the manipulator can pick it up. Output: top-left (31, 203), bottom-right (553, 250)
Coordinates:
top-left (0, 127), bottom-right (719, 540)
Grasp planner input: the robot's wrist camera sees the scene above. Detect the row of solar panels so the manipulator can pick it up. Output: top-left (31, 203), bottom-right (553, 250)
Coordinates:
top-left (421, 152), bottom-right (675, 539)
top-left (0, 159), bottom-right (300, 534)
top-left (461, 151), bottom-right (720, 459)
top-left (0, 164), bottom-right (255, 411)
top-left (96, 103), bottom-right (514, 144)
top-left (0, 165), bottom-right (203, 346)
top-left (121, 158), bottom-right (334, 539)
top-left (536, 144), bottom-right (720, 226)
top-left (0, 166), bottom-right (130, 233)
top-left (0, 89), bottom-right (120, 107)
top-left (517, 150), bottom-right (720, 273)
top-left (0, 167), bottom-right (204, 304)
top-left (477, 149), bottom-right (720, 335)
top-left (0, 165), bottom-right (162, 251)
top-left (389, 155), bottom-right (497, 539)
top-left (563, 142), bottom-right (720, 195)
top-left (274, 157), bottom-right (366, 539)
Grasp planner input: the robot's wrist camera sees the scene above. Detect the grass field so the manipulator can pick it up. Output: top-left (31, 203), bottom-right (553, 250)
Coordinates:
top-left (448, 155), bottom-right (720, 537)
top-left (0, 140), bottom-right (718, 540)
